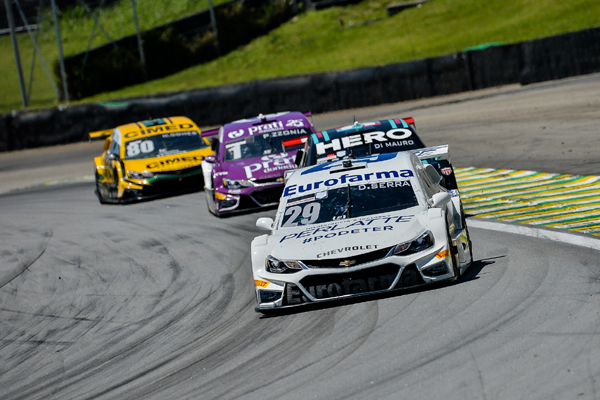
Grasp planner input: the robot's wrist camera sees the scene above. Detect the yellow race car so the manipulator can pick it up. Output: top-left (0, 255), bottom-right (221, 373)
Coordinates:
top-left (90, 116), bottom-right (213, 204)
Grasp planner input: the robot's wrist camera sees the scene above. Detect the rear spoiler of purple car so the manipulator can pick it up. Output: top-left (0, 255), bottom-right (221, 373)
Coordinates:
top-left (201, 127), bottom-right (220, 140)
top-left (202, 112), bottom-right (313, 138)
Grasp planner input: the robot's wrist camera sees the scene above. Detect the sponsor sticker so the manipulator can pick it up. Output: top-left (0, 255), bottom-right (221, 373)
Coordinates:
top-left (315, 129), bottom-right (413, 155)
top-left (279, 215), bottom-right (413, 243)
top-left (317, 244), bottom-right (379, 259)
top-left (441, 167), bottom-right (452, 176)
top-left (243, 153), bottom-right (294, 179)
top-left (284, 169), bottom-right (414, 197)
top-left (228, 129), bottom-right (245, 139)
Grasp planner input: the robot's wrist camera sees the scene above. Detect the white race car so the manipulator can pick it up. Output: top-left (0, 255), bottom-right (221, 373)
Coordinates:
top-left (251, 151), bottom-right (473, 312)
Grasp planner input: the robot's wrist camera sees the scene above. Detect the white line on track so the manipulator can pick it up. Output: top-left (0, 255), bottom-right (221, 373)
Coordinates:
top-left (467, 217), bottom-right (600, 251)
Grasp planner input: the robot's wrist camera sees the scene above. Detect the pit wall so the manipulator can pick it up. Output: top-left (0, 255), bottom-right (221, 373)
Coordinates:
top-left (1, 26), bottom-right (599, 152)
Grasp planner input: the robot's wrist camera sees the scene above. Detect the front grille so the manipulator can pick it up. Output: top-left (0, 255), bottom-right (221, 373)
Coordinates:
top-left (252, 176), bottom-right (283, 185)
top-left (141, 174), bottom-right (203, 196)
top-left (153, 165), bottom-right (203, 176)
top-left (250, 186), bottom-right (284, 206)
top-left (393, 264), bottom-right (425, 288)
top-left (301, 246), bottom-right (393, 269)
top-left (297, 263), bottom-right (400, 301)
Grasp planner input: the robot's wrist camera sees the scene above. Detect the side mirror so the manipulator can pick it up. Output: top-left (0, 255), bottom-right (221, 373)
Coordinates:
top-left (107, 152), bottom-right (119, 160)
top-left (103, 138), bottom-right (110, 151)
top-left (256, 217), bottom-right (274, 232)
top-left (283, 170), bottom-right (295, 182)
top-left (203, 155), bottom-right (216, 163)
top-left (429, 192), bottom-right (451, 208)
top-left (211, 138), bottom-right (220, 152)
top-left (294, 149), bottom-right (304, 166)
top-left (424, 164), bottom-right (442, 183)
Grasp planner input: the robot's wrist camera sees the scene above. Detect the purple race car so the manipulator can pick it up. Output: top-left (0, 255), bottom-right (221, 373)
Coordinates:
top-left (201, 112), bottom-right (316, 216)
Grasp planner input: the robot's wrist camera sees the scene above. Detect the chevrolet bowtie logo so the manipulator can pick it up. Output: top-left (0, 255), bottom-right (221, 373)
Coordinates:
top-left (339, 259), bottom-right (356, 267)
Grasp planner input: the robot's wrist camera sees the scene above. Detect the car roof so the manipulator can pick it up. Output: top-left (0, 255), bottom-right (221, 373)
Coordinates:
top-left (317, 118), bottom-right (412, 140)
top-left (283, 152), bottom-right (419, 199)
top-left (117, 116), bottom-right (199, 141)
top-left (221, 111), bottom-right (313, 142)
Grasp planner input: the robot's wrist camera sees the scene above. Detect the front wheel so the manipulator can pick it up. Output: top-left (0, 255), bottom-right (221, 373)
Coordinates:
top-left (447, 228), bottom-right (460, 279)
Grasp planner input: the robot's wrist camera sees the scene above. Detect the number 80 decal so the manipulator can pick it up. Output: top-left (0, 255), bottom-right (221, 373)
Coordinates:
top-left (282, 202), bottom-right (321, 227)
top-left (126, 140), bottom-right (155, 157)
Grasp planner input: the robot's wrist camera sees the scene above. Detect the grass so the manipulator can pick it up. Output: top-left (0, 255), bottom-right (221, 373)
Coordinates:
top-left (0, 0), bottom-right (230, 111)
top-left (1, 0), bottom-right (600, 113)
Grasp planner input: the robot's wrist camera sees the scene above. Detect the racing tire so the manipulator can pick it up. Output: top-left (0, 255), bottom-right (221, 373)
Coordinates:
top-left (447, 227), bottom-right (460, 279)
top-left (206, 185), bottom-right (222, 217)
top-left (460, 206), bottom-right (474, 266)
top-left (95, 174), bottom-right (106, 205)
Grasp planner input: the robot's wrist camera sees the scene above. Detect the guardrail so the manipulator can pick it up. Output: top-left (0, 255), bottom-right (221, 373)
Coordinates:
top-left (1, 25), bottom-right (599, 152)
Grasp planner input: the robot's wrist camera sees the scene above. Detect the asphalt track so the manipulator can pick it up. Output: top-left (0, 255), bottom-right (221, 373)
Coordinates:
top-left (1, 74), bottom-right (600, 399)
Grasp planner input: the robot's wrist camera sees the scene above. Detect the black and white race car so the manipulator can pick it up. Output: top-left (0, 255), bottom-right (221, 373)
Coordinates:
top-left (294, 117), bottom-right (459, 193)
top-left (251, 151), bottom-right (473, 312)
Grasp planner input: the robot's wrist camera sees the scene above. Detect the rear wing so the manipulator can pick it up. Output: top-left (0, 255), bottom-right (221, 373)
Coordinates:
top-left (403, 117), bottom-right (416, 130)
top-left (411, 144), bottom-right (450, 162)
top-left (89, 128), bottom-right (113, 141)
top-left (201, 127), bottom-right (220, 141)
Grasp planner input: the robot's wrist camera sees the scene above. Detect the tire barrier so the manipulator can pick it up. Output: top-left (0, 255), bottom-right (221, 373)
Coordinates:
top-left (1, 26), bottom-right (599, 152)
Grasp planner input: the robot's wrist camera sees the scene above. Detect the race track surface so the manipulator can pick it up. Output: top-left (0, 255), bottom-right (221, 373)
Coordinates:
top-left (1, 74), bottom-right (600, 399)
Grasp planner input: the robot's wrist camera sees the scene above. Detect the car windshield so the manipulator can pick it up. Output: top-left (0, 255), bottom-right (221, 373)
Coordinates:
top-left (224, 128), bottom-right (311, 162)
top-left (305, 129), bottom-right (425, 166)
top-left (279, 180), bottom-right (419, 228)
top-left (124, 131), bottom-right (207, 160)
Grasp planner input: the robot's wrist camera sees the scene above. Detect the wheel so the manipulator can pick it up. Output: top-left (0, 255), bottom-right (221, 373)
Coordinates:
top-left (460, 205), bottom-right (474, 265)
top-left (447, 227), bottom-right (460, 279)
top-left (95, 174), bottom-right (106, 204)
top-left (205, 186), bottom-right (221, 217)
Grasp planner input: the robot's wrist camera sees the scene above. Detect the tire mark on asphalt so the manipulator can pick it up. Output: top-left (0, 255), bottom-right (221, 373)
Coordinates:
top-left (0, 229), bottom-right (52, 290)
top-left (342, 244), bottom-right (555, 399)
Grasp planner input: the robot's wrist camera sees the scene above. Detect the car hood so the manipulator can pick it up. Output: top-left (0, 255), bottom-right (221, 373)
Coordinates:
top-left (219, 151), bottom-right (298, 180)
top-left (123, 147), bottom-right (211, 172)
top-left (269, 209), bottom-right (429, 261)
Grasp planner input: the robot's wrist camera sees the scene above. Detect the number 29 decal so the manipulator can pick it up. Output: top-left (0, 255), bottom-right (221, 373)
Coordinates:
top-left (282, 202), bottom-right (321, 227)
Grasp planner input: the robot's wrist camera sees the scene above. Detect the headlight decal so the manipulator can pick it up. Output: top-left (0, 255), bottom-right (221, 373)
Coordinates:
top-left (223, 178), bottom-right (254, 189)
top-left (265, 255), bottom-right (306, 274)
top-left (393, 231), bottom-right (434, 256)
top-left (128, 170), bottom-right (155, 179)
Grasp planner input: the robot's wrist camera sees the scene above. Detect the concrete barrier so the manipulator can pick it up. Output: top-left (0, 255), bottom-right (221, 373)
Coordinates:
top-left (1, 26), bottom-right (599, 153)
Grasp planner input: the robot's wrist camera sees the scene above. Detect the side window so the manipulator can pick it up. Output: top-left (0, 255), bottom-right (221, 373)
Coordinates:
top-left (109, 140), bottom-right (120, 156)
top-left (215, 127), bottom-right (224, 160)
top-left (418, 168), bottom-right (437, 199)
top-left (412, 155), bottom-right (438, 199)
top-left (108, 129), bottom-right (121, 157)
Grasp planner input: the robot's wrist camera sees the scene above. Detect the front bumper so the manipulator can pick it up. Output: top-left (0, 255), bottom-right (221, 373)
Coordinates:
top-left (213, 184), bottom-right (285, 214)
top-left (118, 172), bottom-right (204, 203)
top-left (253, 244), bottom-right (455, 311)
